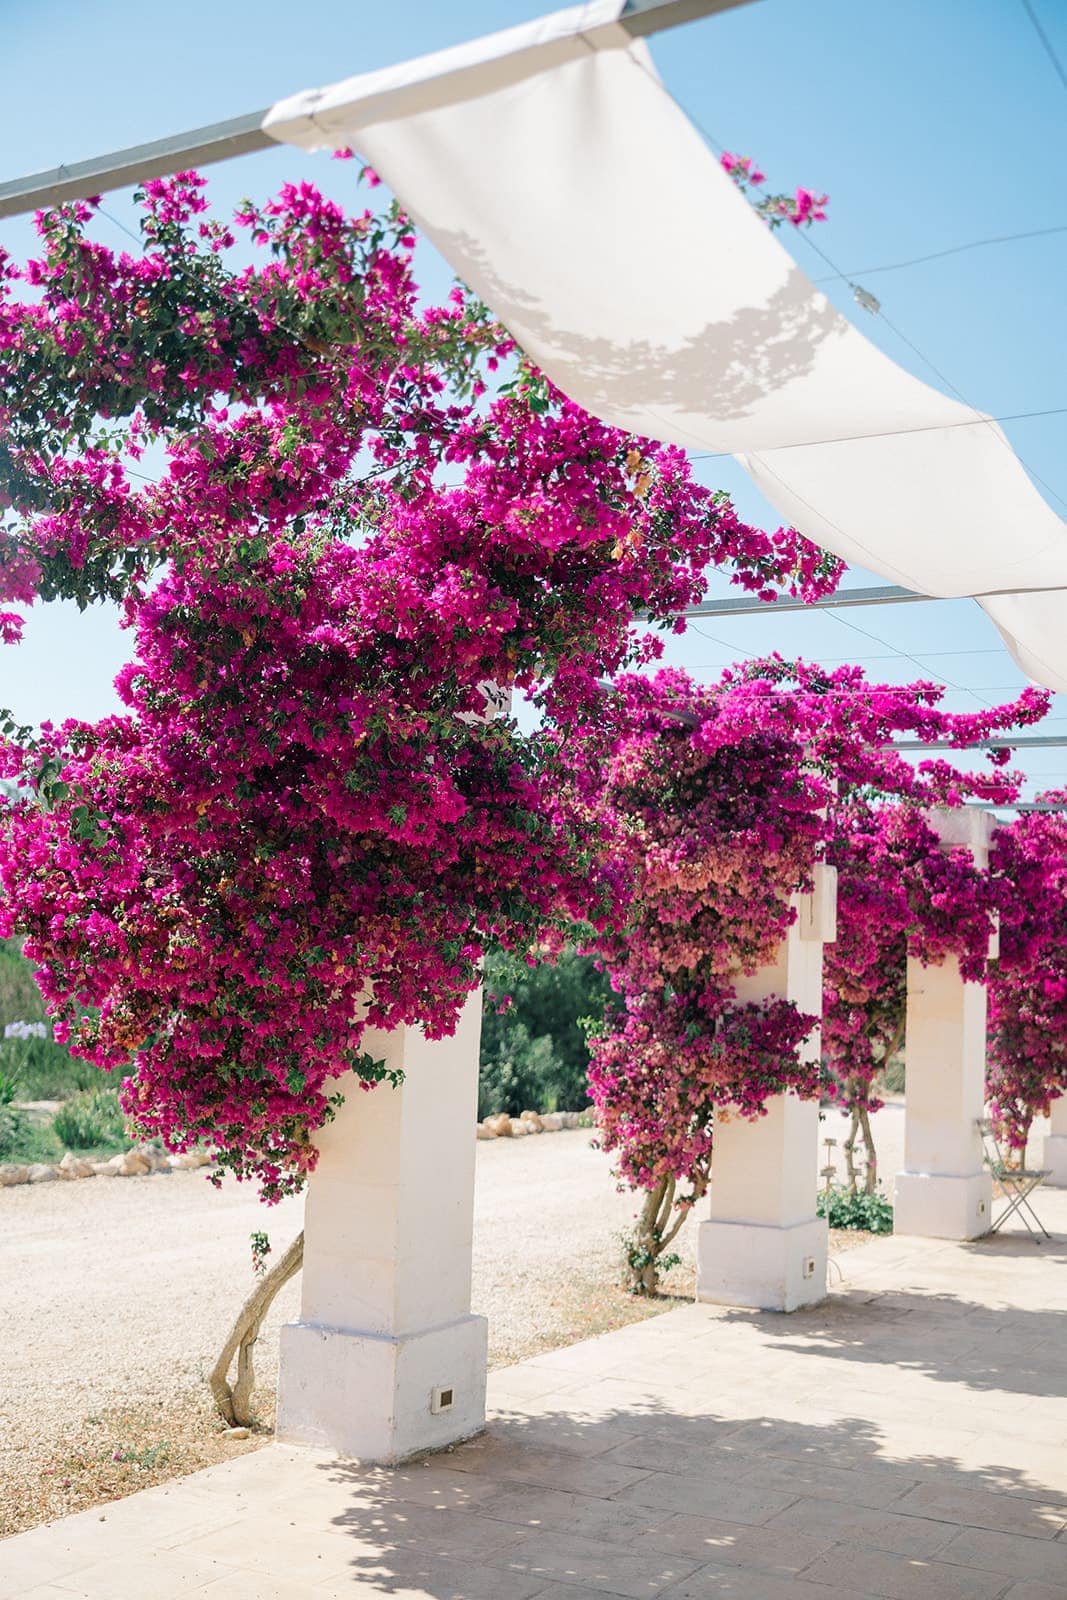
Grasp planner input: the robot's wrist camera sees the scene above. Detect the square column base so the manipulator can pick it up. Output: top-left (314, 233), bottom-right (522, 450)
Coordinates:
top-left (696, 1216), bottom-right (827, 1311)
top-left (275, 1312), bottom-right (487, 1463)
top-left (1043, 1135), bottom-right (1067, 1188)
top-left (894, 1171), bottom-right (992, 1239)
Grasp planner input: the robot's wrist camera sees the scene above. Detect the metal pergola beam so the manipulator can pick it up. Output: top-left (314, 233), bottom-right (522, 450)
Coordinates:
top-left (683, 583), bottom-right (928, 619)
top-left (0, 112), bottom-right (274, 221)
top-left (0, 0), bottom-right (759, 221)
top-left (892, 735), bottom-right (1067, 751)
top-left (971, 803), bottom-right (1067, 812)
top-left (619, 0), bottom-right (760, 34)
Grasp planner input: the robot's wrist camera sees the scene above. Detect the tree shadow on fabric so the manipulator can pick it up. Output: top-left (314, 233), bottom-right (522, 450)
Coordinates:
top-left (434, 225), bottom-right (845, 447)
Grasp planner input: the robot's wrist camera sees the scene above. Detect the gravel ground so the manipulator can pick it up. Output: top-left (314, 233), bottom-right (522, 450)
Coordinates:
top-left (0, 1106), bottom-right (928, 1537)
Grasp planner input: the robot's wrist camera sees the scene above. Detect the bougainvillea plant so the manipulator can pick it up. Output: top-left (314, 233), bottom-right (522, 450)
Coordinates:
top-left (0, 168), bottom-right (844, 1201)
top-left (986, 795), bottom-right (1067, 1152)
top-left (821, 803), bottom-right (1003, 1193)
top-left (823, 788), bottom-right (1067, 1178)
top-left (566, 658), bottom-right (1044, 1288)
top-left (720, 151), bottom-right (829, 228)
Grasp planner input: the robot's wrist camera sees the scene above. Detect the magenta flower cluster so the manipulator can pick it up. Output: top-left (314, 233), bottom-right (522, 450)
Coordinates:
top-left (720, 152), bottom-right (828, 228)
top-left (0, 172), bottom-right (842, 1200)
top-left (823, 794), bottom-right (1067, 1154)
top-left (2, 161), bottom-right (1060, 1209)
top-left (985, 800), bottom-right (1067, 1148)
top-left (822, 805), bottom-right (1002, 1125)
top-left (572, 658), bottom-right (1046, 1207)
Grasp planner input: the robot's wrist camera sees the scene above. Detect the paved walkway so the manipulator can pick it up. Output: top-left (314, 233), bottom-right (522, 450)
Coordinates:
top-left (5, 1193), bottom-right (1067, 1599)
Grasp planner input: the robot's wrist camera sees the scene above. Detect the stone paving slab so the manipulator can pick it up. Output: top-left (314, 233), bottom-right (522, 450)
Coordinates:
top-left (5, 1193), bottom-right (1067, 1598)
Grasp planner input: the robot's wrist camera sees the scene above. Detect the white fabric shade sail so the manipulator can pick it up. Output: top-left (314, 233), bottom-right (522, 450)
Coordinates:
top-left (264, 1), bottom-right (1067, 692)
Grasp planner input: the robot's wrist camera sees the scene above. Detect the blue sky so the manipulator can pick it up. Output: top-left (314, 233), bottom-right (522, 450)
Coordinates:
top-left (2, 0), bottom-right (1066, 795)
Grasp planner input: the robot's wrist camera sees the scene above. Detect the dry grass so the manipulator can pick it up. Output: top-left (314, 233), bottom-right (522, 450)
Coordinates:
top-left (828, 1225), bottom-right (881, 1254)
top-left (0, 1394), bottom-right (265, 1540)
top-left (486, 1267), bottom-right (693, 1372)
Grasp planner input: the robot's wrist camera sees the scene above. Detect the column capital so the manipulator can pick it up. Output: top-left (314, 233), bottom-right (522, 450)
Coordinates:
top-left (926, 805), bottom-right (996, 858)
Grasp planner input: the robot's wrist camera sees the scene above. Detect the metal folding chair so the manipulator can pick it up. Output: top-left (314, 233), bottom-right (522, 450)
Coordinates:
top-left (977, 1118), bottom-right (1051, 1241)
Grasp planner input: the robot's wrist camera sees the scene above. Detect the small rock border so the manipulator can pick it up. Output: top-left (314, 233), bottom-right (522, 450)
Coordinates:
top-left (477, 1109), bottom-right (591, 1139)
top-left (0, 1146), bottom-right (214, 1188)
top-left (0, 1110), bottom-right (593, 1190)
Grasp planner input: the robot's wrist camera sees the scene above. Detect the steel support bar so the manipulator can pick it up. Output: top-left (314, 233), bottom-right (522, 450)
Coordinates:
top-left (968, 802), bottom-right (1067, 812)
top-left (0, 0), bottom-right (759, 221)
top-left (620, 0), bottom-right (760, 35)
top-left (0, 112), bottom-right (274, 220)
top-left (891, 735), bottom-right (1067, 751)
top-left (683, 583), bottom-right (927, 619)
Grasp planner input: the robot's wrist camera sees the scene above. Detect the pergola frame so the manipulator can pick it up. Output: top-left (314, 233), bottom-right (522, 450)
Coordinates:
top-left (0, 0), bottom-right (760, 220)
top-left (3, 0), bottom-right (1063, 1465)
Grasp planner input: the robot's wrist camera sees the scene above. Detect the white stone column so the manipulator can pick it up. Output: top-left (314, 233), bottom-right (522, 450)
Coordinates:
top-left (894, 808), bottom-right (994, 1239)
top-left (276, 989), bottom-right (486, 1462)
top-left (697, 864), bottom-right (836, 1312)
top-left (1043, 1094), bottom-right (1067, 1187)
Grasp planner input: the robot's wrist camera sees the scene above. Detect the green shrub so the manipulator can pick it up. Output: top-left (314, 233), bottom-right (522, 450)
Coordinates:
top-left (0, 1111), bottom-right (62, 1165)
top-left (817, 1184), bottom-right (894, 1233)
top-left (0, 937), bottom-right (98, 1098)
top-left (0, 1103), bottom-right (31, 1161)
top-left (478, 1021), bottom-right (558, 1120)
top-left (52, 1087), bottom-right (126, 1151)
top-left (479, 945), bottom-right (611, 1116)
top-left (3, 1035), bottom-right (97, 1100)
top-left (0, 938), bottom-right (46, 1021)
top-left (878, 1055), bottom-right (906, 1095)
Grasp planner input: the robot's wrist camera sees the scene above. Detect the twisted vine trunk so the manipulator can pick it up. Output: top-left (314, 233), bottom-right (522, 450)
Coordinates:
top-left (858, 1103), bottom-right (878, 1194)
top-left (843, 1100), bottom-right (863, 1196)
top-left (998, 1107), bottom-right (1033, 1169)
top-left (210, 1230), bottom-right (304, 1427)
top-left (624, 1171), bottom-right (706, 1295)
top-left (844, 1015), bottom-right (906, 1196)
top-left (843, 1095), bottom-right (883, 1196)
